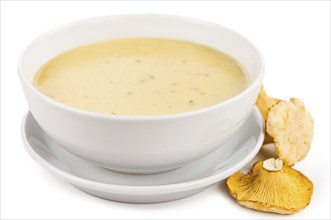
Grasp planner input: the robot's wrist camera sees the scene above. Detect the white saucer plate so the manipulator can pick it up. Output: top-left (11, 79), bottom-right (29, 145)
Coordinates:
top-left (21, 107), bottom-right (264, 203)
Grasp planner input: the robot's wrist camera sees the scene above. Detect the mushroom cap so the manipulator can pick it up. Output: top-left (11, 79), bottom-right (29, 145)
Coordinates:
top-left (256, 86), bottom-right (280, 122)
top-left (266, 98), bottom-right (314, 165)
top-left (256, 86), bottom-right (280, 144)
top-left (227, 159), bottom-right (313, 214)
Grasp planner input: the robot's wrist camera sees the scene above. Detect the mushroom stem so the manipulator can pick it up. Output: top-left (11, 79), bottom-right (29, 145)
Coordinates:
top-left (263, 158), bottom-right (283, 171)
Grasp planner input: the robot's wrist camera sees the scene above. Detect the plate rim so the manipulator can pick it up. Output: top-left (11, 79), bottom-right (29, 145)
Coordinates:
top-left (21, 107), bottom-right (264, 195)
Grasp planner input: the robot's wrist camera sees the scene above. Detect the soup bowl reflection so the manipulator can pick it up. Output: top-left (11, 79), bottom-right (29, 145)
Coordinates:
top-left (19, 14), bottom-right (264, 174)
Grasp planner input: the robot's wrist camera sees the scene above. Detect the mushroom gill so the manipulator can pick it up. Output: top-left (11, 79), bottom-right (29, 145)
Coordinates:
top-left (226, 158), bottom-right (313, 214)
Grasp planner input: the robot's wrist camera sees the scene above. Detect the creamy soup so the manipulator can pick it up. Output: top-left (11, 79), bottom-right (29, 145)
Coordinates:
top-left (33, 38), bottom-right (250, 116)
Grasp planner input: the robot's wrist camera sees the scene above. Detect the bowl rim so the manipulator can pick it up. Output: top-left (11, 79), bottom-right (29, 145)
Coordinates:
top-left (18, 13), bottom-right (265, 121)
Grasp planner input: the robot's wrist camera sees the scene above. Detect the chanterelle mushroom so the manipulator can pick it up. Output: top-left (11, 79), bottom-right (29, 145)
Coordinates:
top-left (256, 86), bottom-right (280, 122)
top-left (267, 98), bottom-right (314, 166)
top-left (256, 87), bottom-right (280, 144)
top-left (226, 158), bottom-right (313, 214)
top-left (256, 87), bottom-right (314, 166)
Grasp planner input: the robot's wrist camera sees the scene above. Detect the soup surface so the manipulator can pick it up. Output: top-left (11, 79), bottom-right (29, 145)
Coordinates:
top-left (34, 38), bottom-right (250, 116)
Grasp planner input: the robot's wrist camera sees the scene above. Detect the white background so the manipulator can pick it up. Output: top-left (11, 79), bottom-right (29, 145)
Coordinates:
top-left (1, 1), bottom-right (330, 219)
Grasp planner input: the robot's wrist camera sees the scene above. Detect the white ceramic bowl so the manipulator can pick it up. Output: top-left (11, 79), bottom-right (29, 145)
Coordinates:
top-left (19, 14), bottom-right (264, 174)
